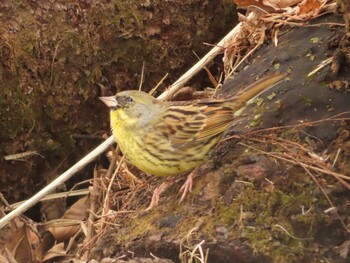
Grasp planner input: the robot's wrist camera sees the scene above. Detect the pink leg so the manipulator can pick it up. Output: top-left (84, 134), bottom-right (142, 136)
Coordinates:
top-left (179, 167), bottom-right (199, 203)
top-left (146, 179), bottom-right (172, 211)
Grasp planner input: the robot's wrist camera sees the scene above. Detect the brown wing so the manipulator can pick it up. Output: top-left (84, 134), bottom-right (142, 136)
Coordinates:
top-left (155, 104), bottom-right (234, 149)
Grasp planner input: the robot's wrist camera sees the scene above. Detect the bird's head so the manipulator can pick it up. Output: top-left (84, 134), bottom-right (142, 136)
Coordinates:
top-left (100, 90), bottom-right (164, 127)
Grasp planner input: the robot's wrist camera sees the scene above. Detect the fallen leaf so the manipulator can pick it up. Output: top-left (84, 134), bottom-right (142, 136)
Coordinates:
top-left (46, 196), bottom-right (89, 242)
top-left (339, 240), bottom-right (350, 259)
top-left (233, 0), bottom-right (301, 11)
top-left (42, 243), bottom-right (67, 262)
top-left (297, 0), bottom-right (321, 16)
top-left (0, 217), bottom-right (41, 263)
top-left (233, 0), bottom-right (280, 12)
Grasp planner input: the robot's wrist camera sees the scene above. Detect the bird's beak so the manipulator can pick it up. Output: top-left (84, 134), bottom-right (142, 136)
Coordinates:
top-left (99, 96), bottom-right (118, 108)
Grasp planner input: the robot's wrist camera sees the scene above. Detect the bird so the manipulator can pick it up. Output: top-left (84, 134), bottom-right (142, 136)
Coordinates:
top-left (100, 73), bottom-right (287, 209)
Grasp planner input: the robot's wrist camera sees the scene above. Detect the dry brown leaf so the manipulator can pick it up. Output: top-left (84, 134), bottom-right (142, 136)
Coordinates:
top-left (34, 232), bottom-right (56, 261)
top-left (0, 216), bottom-right (24, 243)
top-left (62, 196), bottom-right (89, 221)
top-left (40, 199), bottom-right (66, 221)
top-left (47, 220), bottom-right (82, 242)
top-left (297, 0), bottom-right (322, 16)
top-left (42, 242), bottom-right (67, 262)
top-left (263, 0), bottom-right (288, 8)
top-left (233, 0), bottom-right (300, 11)
top-left (233, 0), bottom-right (279, 11)
top-left (276, 0), bottom-right (302, 7)
top-left (0, 217), bottom-right (41, 263)
top-left (339, 240), bottom-right (350, 259)
top-left (0, 249), bottom-right (17, 263)
top-left (46, 196), bottom-right (89, 242)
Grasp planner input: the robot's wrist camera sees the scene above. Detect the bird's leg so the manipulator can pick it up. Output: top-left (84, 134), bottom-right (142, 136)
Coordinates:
top-left (145, 178), bottom-right (174, 211)
top-left (179, 167), bottom-right (200, 203)
top-left (146, 167), bottom-right (200, 210)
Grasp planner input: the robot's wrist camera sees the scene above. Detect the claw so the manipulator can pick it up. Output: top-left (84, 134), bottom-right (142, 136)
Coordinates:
top-left (145, 180), bottom-right (172, 211)
top-left (146, 166), bottom-right (200, 209)
top-left (179, 167), bottom-right (199, 203)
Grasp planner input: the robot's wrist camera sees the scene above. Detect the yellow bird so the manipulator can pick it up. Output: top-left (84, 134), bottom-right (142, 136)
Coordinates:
top-left (100, 73), bottom-right (286, 208)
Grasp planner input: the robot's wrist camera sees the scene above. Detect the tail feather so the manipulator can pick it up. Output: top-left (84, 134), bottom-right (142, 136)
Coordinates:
top-left (237, 73), bottom-right (287, 103)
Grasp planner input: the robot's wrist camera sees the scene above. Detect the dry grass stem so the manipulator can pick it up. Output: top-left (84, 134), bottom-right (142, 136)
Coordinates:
top-left (292, 156), bottom-right (350, 233)
top-left (224, 111), bottom-right (350, 141)
top-left (273, 224), bottom-right (311, 240)
top-left (332, 148), bottom-right (341, 167)
top-left (138, 61), bottom-right (146, 91)
top-left (307, 57), bottom-right (333, 77)
top-left (102, 156), bottom-right (125, 216)
top-left (8, 189), bottom-right (90, 210)
top-left (149, 73), bottom-right (169, 96)
top-left (82, 168), bottom-right (100, 260)
top-left (4, 151), bottom-right (43, 161)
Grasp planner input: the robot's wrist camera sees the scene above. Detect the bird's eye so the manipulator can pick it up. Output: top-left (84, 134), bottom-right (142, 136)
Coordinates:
top-left (125, 96), bottom-right (133, 103)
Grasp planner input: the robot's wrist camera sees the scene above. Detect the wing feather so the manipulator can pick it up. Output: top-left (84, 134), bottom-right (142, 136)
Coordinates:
top-left (155, 104), bottom-right (234, 149)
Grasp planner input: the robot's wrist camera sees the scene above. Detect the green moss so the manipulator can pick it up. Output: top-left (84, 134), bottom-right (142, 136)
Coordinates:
top-left (0, 82), bottom-right (35, 143)
top-left (213, 185), bottom-right (321, 261)
top-left (299, 96), bottom-right (313, 107)
top-left (248, 113), bottom-right (263, 127)
top-left (115, 211), bottom-right (159, 247)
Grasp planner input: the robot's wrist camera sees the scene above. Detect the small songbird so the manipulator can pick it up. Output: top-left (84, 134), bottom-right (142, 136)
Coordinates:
top-left (100, 73), bottom-right (286, 208)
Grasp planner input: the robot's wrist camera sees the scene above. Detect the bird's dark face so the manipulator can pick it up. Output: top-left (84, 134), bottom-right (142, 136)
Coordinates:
top-left (114, 95), bottom-right (134, 109)
top-left (99, 94), bottom-right (135, 111)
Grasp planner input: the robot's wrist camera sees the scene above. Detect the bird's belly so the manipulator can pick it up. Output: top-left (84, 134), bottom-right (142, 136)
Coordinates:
top-left (124, 143), bottom-right (202, 176)
top-left (116, 134), bottom-right (208, 177)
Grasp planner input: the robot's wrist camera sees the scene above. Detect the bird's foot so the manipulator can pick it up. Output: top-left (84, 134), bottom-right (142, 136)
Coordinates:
top-left (145, 179), bottom-right (172, 211)
top-left (179, 167), bottom-right (199, 203)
